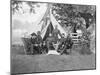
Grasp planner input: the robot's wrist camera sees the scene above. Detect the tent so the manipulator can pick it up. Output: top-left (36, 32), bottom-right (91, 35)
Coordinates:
top-left (38, 4), bottom-right (67, 40)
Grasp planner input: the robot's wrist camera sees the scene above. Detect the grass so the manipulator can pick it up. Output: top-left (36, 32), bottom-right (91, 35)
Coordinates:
top-left (11, 45), bottom-right (96, 74)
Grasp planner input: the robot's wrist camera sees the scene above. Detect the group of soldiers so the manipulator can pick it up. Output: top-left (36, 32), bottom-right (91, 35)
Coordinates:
top-left (29, 25), bottom-right (73, 55)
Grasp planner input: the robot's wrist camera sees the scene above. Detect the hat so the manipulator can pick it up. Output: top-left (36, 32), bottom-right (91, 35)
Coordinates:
top-left (31, 32), bottom-right (37, 36)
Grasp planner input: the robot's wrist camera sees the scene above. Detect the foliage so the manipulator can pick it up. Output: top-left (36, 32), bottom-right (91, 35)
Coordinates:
top-left (11, 1), bottom-right (96, 32)
top-left (52, 3), bottom-right (96, 28)
top-left (11, 0), bottom-right (40, 14)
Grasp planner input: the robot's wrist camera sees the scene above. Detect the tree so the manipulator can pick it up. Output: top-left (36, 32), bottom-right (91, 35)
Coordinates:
top-left (52, 3), bottom-right (96, 29)
top-left (11, 0), bottom-right (40, 14)
top-left (11, 1), bottom-right (96, 30)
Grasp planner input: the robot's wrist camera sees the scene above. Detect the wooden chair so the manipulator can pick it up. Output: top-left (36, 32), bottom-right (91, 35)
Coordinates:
top-left (21, 37), bottom-right (32, 55)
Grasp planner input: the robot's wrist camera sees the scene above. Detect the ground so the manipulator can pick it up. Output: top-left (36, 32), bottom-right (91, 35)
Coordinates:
top-left (11, 46), bottom-right (96, 74)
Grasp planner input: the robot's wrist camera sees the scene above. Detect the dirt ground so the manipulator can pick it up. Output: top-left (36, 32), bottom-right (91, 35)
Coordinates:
top-left (11, 46), bottom-right (96, 74)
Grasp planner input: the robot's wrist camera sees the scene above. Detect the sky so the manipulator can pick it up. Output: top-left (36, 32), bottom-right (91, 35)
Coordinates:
top-left (12, 2), bottom-right (47, 44)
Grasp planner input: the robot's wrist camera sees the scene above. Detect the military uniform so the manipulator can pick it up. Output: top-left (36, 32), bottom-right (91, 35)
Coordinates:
top-left (36, 35), bottom-right (43, 44)
top-left (58, 36), bottom-right (73, 54)
top-left (57, 37), bottom-right (66, 53)
top-left (36, 35), bottom-right (43, 54)
top-left (31, 37), bottom-right (39, 54)
top-left (46, 36), bottom-right (55, 50)
top-left (52, 29), bottom-right (62, 43)
top-left (41, 41), bottom-right (48, 54)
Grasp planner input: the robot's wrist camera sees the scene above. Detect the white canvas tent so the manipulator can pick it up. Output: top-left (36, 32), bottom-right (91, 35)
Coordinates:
top-left (38, 4), bottom-right (67, 40)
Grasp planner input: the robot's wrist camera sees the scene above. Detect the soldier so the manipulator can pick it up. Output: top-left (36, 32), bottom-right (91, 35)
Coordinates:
top-left (66, 34), bottom-right (73, 49)
top-left (36, 31), bottom-right (43, 44)
top-left (60, 33), bottom-right (66, 44)
top-left (36, 31), bottom-right (43, 54)
top-left (57, 33), bottom-right (66, 53)
top-left (52, 25), bottom-right (62, 43)
top-left (41, 41), bottom-right (48, 54)
top-left (46, 33), bottom-right (55, 50)
top-left (31, 33), bottom-right (38, 54)
top-left (60, 34), bottom-right (73, 55)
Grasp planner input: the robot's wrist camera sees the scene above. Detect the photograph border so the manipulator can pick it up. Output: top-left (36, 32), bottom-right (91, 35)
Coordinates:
top-left (10, 0), bottom-right (96, 74)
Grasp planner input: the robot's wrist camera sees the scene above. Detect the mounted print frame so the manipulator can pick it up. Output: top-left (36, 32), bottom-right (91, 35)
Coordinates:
top-left (11, 0), bottom-right (96, 74)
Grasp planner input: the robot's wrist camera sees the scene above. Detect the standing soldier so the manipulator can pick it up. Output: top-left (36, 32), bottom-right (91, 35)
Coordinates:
top-left (52, 25), bottom-right (62, 43)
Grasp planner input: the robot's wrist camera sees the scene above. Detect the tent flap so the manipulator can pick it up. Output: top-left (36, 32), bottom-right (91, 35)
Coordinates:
top-left (40, 4), bottom-right (67, 40)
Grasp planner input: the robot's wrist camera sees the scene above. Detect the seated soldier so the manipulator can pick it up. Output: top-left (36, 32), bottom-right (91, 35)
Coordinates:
top-left (41, 41), bottom-right (48, 54)
top-left (60, 34), bottom-right (73, 55)
top-left (36, 31), bottom-right (43, 54)
top-left (46, 33), bottom-right (55, 50)
top-left (60, 33), bottom-right (66, 44)
top-left (36, 31), bottom-right (43, 44)
top-left (58, 33), bottom-right (66, 52)
top-left (64, 34), bottom-right (73, 54)
top-left (31, 33), bottom-right (40, 55)
top-left (31, 33), bottom-right (37, 43)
